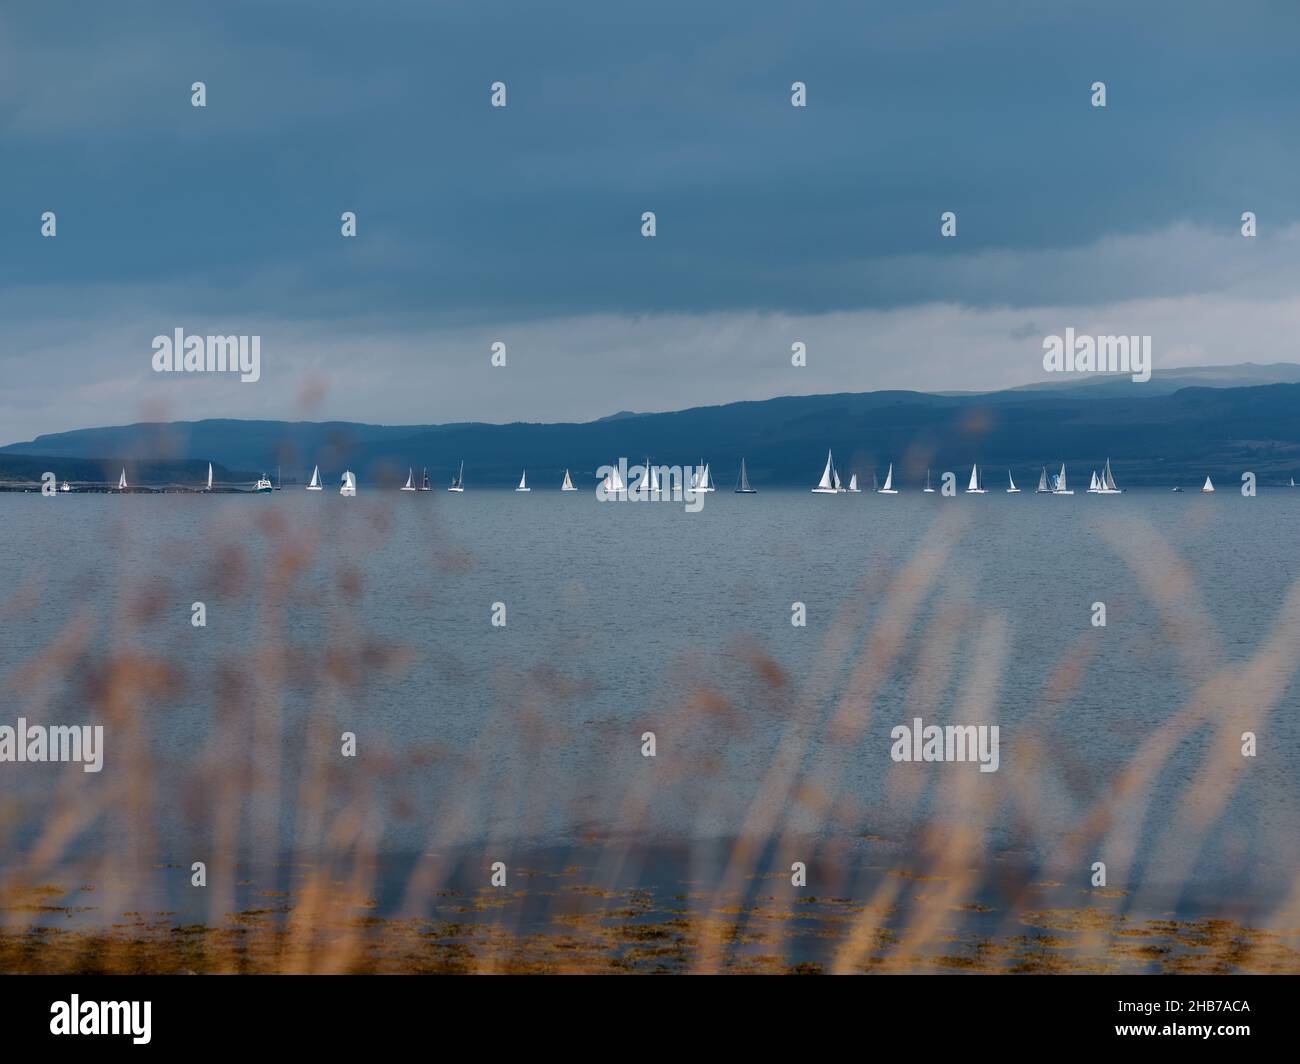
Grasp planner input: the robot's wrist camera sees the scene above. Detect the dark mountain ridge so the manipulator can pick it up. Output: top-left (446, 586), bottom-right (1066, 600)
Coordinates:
top-left (4, 382), bottom-right (1300, 488)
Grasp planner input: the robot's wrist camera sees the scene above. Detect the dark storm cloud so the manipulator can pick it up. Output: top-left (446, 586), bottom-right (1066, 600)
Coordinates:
top-left (3, 0), bottom-right (1297, 320)
top-left (2, 1), bottom-right (1298, 442)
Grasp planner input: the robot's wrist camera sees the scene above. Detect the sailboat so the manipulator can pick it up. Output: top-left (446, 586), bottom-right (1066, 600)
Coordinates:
top-left (847, 473), bottom-right (861, 493)
top-left (642, 460), bottom-right (660, 499)
top-left (401, 468), bottom-right (417, 492)
top-left (254, 473), bottom-right (273, 493)
top-left (1006, 470), bottom-right (1020, 493)
top-left (923, 469), bottom-right (935, 493)
top-left (340, 470), bottom-right (356, 496)
top-left (1201, 475), bottom-right (1215, 493)
top-left (1291, 477), bottom-right (1296, 488)
top-left (60, 480), bottom-right (72, 492)
top-left (561, 469), bottom-right (577, 492)
top-left (699, 463), bottom-right (716, 493)
top-left (602, 464), bottom-right (626, 495)
top-left (448, 461), bottom-right (465, 493)
top-left (812, 450), bottom-right (841, 494)
top-left (1035, 467), bottom-right (1051, 493)
top-left (877, 463), bottom-right (898, 494)
top-left (306, 465), bottom-right (323, 491)
top-left (1052, 464), bottom-right (1073, 495)
top-left (205, 463), bottom-right (213, 492)
top-left (1097, 458), bottom-right (1122, 494)
top-left (1086, 470), bottom-right (1101, 493)
top-left (735, 458), bottom-right (756, 493)
top-left (516, 470), bottom-right (531, 493)
top-left (117, 469), bottom-right (128, 492)
top-left (420, 468), bottom-right (432, 491)
top-left (965, 464), bottom-right (985, 494)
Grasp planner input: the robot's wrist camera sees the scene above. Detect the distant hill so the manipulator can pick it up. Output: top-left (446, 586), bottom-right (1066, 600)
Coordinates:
top-left (5, 380), bottom-right (1300, 487)
top-left (998, 362), bottom-right (1300, 398)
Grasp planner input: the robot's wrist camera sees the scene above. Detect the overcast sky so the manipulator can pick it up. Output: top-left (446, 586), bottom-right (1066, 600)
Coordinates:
top-left (2, 0), bottom-right (1298, 443)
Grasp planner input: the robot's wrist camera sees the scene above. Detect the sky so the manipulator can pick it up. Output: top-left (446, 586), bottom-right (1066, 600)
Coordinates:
top-left (2, 0), bottom-right (1299, 443)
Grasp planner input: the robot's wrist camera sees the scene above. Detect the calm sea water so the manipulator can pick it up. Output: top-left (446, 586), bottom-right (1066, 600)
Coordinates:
top-left (2, 487), bottom-right (1298, 903)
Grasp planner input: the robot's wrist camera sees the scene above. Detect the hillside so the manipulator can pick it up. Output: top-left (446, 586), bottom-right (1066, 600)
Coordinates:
top-left (4, 383), bottom-right (1300, 487)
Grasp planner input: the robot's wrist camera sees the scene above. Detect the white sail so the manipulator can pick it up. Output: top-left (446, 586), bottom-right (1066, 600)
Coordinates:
top-left (340, 470), bottom-right (356, 496)
top-left (833, 467), bottom-right (843, 492)
top-left (847, 473), bottom-right (859, 492)
top-left (1101, 458), bottom-right (1120, 493)
top-left (516, 470), bottom-right (530, 492)
top-left (878, 463), bottom-right (897, 493)
top-left (736, 458), bottom-right (755, 493)
top-left (1087, 470), bottom-right (1099, 492)
top-left (448, 460), bottom-right (465, 492)
top-left (604, 464), bottom-right (626, 494)
top-left (307, 465), bottom-right (322, 490)
top-left (1053, 464), bottom-right (1073, 494)
top-left (206, 463), bottom-right (213, 491)
top-left (1202, 475), bottom-right (1215, 493)
top-left (401, 468), bottom-right (416, 491)
top-left (1036, 467), bottom-right (1050, 492)
top-left (700, 463), bottom-right (715, 492)
top-left (1007, 470), bottom-right (1019, 492)
top-left (561, 469), bottom-right (575, 491)
top-left (965, 464), bottom-right (984, 493)
top-left (813, 450), bottom-right (838, 493)
top-left (118, 469), bottom-right (127, 490)
top-left (924, 469), bottom-right (935, 493)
